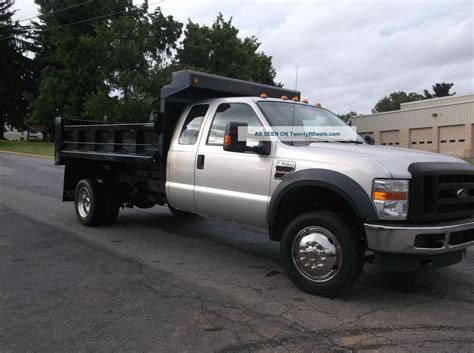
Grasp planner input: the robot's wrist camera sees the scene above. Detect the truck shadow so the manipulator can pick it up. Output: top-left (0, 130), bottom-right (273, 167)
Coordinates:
top-left (116, 207), bottom-right (474, 302)
top-left (354, 262), bottom-right (474, 303)
top-left (118, 207), bottom-right (280, 262)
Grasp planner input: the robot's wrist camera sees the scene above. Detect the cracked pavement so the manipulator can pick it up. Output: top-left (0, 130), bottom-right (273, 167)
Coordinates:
top-left (1, 153), bottom-right (473, 352)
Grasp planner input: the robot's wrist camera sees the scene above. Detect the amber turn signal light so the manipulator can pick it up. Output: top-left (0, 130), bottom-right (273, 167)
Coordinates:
top-left (372, 191), bottom-right (407, 201)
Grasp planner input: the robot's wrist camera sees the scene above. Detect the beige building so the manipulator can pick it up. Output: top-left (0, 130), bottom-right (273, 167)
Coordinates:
top-left (351, 94), bottom-right (474, 158)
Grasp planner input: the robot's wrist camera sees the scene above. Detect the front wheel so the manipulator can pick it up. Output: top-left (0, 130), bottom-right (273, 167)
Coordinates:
top-left (280, 211), bottom-right (364, 297)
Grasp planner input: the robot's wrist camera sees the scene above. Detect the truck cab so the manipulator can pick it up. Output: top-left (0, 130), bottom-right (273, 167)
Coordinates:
top-left (167, 97), bottom-right (276, 227)
top-left (55, 71), bottom-right (474, 297)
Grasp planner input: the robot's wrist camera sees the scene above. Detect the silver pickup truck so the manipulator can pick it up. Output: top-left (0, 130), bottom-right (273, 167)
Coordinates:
top-left (55, 71), bottom-right (474, 297)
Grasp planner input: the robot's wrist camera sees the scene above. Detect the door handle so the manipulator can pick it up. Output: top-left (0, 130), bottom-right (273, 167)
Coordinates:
top-left (197, 154), bottom-right (205, 169)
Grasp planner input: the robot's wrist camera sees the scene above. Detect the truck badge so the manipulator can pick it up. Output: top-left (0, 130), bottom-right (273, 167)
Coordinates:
top-left (275, 160), bottom-right (296, 180)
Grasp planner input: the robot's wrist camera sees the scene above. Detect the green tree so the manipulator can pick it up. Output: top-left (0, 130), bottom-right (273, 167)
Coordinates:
top-left (30, 0), bottom-right (131, 137)
top-left (337, 111), bottom-right (359, 123)
top-left (82, 4), bottom-right (182, 122)
top-left (176, 13), bottom-right (278, 85)
top-left (0, 0), bottom-right (35, 139)
top-left (30, 1), bottom-right (182, 134)
top-left (30, 6), bottom-right (279, 136)
top-left (372, 91), bottom-right (425, 113)
top-left (423, 83), bottom-right (455, 99)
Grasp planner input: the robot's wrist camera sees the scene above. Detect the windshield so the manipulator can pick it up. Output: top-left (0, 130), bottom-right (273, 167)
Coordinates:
top-left (257, 101), bottom-right (364, 144)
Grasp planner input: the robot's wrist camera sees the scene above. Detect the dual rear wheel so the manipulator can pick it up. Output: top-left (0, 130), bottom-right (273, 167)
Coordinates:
top-left (74, 179), bottom-right (120, 226)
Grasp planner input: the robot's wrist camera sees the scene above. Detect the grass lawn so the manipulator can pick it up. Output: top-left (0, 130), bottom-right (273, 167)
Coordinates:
top-left (0, 140), bottom-right (54, 158)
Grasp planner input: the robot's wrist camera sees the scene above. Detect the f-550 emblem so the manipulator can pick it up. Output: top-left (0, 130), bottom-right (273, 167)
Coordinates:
top-left (275, 160), bottom-right (296, 180)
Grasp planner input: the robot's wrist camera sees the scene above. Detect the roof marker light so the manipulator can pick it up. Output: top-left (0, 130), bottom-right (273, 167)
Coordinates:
top-left (292, 96), bottom-right (300, 102)
top-left (303, 99), bottom-right (309, 104)
top-left (260, 93), bottom-right (268, 98)
top-left (281, 95), bottom-right (288, 100)
top-left (192, 77), bottom-right (199, 84)
top-left (315, 102), bottom-right (321, 107)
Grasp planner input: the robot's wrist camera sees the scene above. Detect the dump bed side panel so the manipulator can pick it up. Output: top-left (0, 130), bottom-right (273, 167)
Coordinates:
top-left (55, 118), bottom-right (161, 166)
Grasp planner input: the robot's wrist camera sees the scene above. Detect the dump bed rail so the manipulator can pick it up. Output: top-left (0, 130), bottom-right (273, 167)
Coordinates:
top-left (55, 118), bottom-right (161, 165)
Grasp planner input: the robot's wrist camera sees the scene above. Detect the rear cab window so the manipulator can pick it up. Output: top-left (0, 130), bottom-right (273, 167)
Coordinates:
top-left (178, 104), bottom-right (209, 145)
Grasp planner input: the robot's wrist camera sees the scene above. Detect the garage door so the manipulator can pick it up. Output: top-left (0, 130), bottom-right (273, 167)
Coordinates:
top-left (410, 128), bottom-right (433, 152)
top-left (380, 130), bottom-right (399, 147)
top-left (439, 125), bottom-right (465, 158)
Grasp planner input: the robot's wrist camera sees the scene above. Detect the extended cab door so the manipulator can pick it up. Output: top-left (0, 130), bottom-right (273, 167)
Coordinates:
top-left (193, 99), bottom-right (273, 227)
top-left (166, 104), bottom-right (210, 213)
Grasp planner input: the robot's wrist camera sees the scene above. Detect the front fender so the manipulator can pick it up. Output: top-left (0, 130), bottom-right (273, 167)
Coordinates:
top-left (267, 169), bottom-right (378, 239)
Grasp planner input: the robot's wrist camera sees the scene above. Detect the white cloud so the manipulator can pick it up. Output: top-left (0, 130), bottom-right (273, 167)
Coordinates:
top-left (13, 0), bottom-right (474, 114)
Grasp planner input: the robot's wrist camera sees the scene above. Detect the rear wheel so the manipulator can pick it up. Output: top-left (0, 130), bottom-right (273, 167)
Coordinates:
top-left (75, 179), bottom-right (103, 226)
top-left (74, 179), bottom-right (120, 226)
top-left (280, 211), bottom-right (364, 297)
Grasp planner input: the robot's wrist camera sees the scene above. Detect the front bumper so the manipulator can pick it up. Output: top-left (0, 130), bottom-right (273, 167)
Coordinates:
top-left (365, 218), bottom-right (474, 255)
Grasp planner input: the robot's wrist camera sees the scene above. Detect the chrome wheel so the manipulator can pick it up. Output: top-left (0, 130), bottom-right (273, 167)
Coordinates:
top-left (291, 226), bottom-right (342, 282)
top-left (77, 186), bottom-right (91, 218)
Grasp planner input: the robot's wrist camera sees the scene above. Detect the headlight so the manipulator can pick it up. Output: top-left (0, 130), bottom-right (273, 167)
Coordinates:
top-left (372, 179), bottom-right (409, 220)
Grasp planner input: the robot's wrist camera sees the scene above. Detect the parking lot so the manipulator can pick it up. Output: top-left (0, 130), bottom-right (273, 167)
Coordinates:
top-left (1, 152), bottom-right (474, 352)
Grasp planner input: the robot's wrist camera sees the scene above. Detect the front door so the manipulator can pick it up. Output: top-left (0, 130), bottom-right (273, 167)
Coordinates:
top-left (194, 100), bottom-right (273, 227)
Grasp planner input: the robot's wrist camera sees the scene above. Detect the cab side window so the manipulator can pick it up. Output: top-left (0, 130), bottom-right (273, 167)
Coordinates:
top-left (178, 104), bottom-right (209, 145)
top-left (207, 103), bottom-right (262, 146)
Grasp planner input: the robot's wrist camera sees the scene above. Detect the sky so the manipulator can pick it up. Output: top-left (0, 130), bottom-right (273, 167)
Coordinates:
top-left (11, 0), bottom-right (474, 115)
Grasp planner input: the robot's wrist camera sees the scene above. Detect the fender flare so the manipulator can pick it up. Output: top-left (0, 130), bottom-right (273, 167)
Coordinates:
top-left (267, 169), bottom-right (378, 240)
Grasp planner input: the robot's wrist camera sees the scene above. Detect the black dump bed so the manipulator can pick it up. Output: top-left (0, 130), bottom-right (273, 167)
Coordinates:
top-left (54, 119), bottom-right (160, 165)
top-left (55, 70), bottom-right (300, 166)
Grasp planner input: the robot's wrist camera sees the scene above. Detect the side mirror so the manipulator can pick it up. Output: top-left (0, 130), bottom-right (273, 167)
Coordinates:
top-left (224, 121), bottom-right (247, 153)
top-left (149, 111), bottom-right (164, 135)
top-left (224, 121), bottom-right (271, 155)
top-left (364, 135), bottom-right (374, 145)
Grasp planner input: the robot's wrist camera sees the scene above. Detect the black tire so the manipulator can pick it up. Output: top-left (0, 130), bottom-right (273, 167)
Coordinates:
top-left (74, 179), bottom-right (104, 226)
top-left (280, 211), bottom-right (364, 297)
top-left (168, 205), bottom-right (197, 216)
top-left (74, 179), bottom-right (119, 226)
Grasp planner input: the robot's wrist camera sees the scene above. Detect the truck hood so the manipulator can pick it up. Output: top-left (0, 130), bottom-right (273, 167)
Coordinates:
top-left (285, 142), bottom-right (466, 178)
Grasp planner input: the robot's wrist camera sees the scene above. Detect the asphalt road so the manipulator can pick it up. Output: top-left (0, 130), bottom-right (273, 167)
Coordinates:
top-left (1, 153), bottom-right (474, 352)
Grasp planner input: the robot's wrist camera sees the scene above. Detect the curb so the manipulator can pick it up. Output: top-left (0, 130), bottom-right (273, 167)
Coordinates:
top-left (0, 150), bottom-right (54, 160)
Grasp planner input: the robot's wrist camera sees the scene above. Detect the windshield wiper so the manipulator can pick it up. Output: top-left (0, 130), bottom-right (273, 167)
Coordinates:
top-left (286, 138), bottom-right (365, 145)
top-left (337, 140), bottom-right (364, 144)
top-left (310, 138), bottom-right (364, 144)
